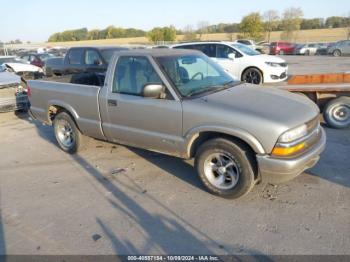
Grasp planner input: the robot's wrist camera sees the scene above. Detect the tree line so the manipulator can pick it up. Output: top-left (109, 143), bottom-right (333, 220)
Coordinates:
top-left (47, 9), bottom-right (350, 43)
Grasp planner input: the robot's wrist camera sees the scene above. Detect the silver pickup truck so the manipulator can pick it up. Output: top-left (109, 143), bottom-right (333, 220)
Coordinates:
top-left (28, 49), bottom-right (326, 199)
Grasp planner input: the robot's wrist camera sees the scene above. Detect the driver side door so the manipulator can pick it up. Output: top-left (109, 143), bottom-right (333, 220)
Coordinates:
top-left (102, 56), bottom-right (183, 155)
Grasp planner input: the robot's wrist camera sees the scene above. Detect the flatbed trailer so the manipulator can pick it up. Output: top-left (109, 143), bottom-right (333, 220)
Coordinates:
top-left (272, 73), bottom-right (350, 129)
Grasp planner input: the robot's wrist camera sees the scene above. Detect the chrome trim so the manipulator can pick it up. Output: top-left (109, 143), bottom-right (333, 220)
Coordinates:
top-left (275, 125), bottom-right (321, 148)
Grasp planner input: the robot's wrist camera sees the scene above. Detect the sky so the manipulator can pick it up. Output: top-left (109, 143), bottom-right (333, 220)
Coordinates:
top-left (1, 0), bottom-right (349, 42)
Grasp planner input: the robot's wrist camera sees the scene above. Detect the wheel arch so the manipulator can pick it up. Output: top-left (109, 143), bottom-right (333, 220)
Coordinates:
top-left (47, 101), bottom-right (80, 126)
top-left (185, 127), bottom-right (266, 159)
top-left (241, 66), bottom-right (264, 83)
top-left (187, 130), bottom-right (261, 181)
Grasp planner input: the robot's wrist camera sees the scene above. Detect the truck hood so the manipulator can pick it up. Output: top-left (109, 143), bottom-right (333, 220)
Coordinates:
top-left (182, 83), bottom-right (319, 153)
top-left (202, 83), bottom-right (318, 126)
top-left (0, 71), bottom-right (21, 88)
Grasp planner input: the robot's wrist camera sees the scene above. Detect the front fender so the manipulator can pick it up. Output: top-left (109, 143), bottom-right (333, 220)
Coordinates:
top-left (184, 125), bottom-right (266, 157)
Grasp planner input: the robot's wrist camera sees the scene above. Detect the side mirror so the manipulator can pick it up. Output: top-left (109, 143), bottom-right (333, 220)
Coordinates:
top-left (93, 59), bottom-right (102, 65)
top-left (228, 53), bottom-right (236, 60)
top-left (142, 84), bottom-right (165, 99)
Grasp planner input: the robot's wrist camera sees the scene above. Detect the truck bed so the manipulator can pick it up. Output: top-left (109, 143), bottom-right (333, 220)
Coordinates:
top-left (28, 80), bottom-right (104, 139)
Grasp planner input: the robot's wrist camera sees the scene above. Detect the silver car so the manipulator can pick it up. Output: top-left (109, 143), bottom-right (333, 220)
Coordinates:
top-left (328, 40), bottom-right (350, 56)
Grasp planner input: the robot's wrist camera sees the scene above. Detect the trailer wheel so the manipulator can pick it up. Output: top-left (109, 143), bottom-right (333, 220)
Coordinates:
top-left (323, 97), bottom-right (350, 129)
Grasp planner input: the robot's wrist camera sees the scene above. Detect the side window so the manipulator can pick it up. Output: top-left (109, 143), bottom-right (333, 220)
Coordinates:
top-left (85, 50), bottom-right (102, 65)
top-left (22, 55), bottom-right (30, 61)
top-left (216, 44), bottom-right (236, 58)
top-left (68, 49), bottom-right (83, 65)
top-left (194, 44), bottom-right (216, 57)
top-left (113, 56), bottom-right (162, 96)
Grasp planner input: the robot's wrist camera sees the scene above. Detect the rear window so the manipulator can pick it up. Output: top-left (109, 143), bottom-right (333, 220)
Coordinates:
top-left (68, 49), bottom-right (83, 65)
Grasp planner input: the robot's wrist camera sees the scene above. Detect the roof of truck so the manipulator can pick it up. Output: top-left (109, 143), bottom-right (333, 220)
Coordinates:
top-left (115, 49), bottom-right (202, 57)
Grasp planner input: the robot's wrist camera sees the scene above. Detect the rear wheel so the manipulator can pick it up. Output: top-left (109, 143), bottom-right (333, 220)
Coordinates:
top-left (242, 68), bottom-right (263, 85)
top-left (323, 97), bottom-right (350, 129)
top-left (53, 111), bottom-right (85, 153)
top-left (195, 138), bottom-right (256, 199)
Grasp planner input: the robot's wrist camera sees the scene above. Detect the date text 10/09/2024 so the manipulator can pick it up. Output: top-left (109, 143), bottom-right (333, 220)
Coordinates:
top-left (127, 256), bottom-right (220, 261)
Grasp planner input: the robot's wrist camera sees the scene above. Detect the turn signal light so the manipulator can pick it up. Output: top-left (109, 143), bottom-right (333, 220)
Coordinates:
top-left (272, 142), bottom-right (306, 157)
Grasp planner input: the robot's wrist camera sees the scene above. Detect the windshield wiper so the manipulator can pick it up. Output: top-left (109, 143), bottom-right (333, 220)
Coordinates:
top-left (185, 81), bottom-right (236, 98)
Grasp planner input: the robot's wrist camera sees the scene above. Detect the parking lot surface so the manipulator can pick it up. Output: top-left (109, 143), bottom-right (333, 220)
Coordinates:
top-left (0, 56), bottom-right (349, 256)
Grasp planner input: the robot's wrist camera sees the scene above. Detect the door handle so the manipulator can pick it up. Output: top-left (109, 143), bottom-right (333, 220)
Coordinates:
top-left (108, 99), bottom-right (117, 107)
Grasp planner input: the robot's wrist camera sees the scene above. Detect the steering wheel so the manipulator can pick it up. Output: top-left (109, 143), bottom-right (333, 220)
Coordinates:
top-left (191, 72), bottom-right (204, 81)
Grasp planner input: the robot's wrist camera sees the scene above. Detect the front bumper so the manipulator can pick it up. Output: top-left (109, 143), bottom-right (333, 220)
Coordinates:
top-left (263, 66), bottom-right (288, 83)
top-left (257, 128), bottom-right (326, 184)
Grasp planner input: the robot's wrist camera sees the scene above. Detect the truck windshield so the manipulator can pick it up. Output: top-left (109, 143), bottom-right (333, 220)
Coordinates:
top-left (156, 54), bottom-right (236, 97)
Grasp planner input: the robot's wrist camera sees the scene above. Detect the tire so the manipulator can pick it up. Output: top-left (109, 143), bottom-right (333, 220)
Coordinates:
top-left (53, 111), bottom-right (85, 153)
top-left (242, 68), bottom-right (263, 85)
top-left (305, 50), bottom-right (310, 56)
top-left (333, 49), bottom-right (341, 57)
top-left (195, 138), bottom-right (256, 199)
top-left (323, 97), bottom-right (350, 129)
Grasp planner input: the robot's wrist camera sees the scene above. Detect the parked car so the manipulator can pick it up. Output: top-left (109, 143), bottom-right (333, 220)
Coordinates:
top-left (270, 41), bottom-right (295, 55)
top-left (20, 53), bottom-right (56, 68)
top-left (256, 41), bottom-right (271, 54)
top-left (234, 40), bottom-right (269, 54)
top-left (328, 40), bottom-right (350, 56)
top-left (0, 56), bottom-right (44, 76)
top-left (294, 43), bottom-right (319, 55)
top-left (44, 46), bottom-right (128, 76)
top-left (0, 65), bottom-right (28, 112)
top-left (28, 49), bottom-right (326, 199)
top-left (315, 43), bottom-right (333, 55)
top-left (171, 41), bottom-right (288, 84)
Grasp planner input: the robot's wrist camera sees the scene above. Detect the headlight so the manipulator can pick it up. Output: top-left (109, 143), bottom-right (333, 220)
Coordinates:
top-left (265, 62), bottom-right (281, 67)
top-left (272, 124), bottom-right (308, 157)
top-left (278, 124), bottom-right (307, 143)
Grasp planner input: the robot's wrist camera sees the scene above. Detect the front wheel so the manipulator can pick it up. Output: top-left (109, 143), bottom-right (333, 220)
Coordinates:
top-left (323, 97), bottom-right (350, 129)
top-left (195, 138), bottom-right (256, 199)
top-left (53, 111), bottom-right (85, 153)
top-left (242, 68), bottom-right (263, 85)
top-left (333, 49), bottom-right (341, 57)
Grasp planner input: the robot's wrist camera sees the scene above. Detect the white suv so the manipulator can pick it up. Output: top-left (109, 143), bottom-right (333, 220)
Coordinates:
top-left (170, 42), bottom-right (288, 84)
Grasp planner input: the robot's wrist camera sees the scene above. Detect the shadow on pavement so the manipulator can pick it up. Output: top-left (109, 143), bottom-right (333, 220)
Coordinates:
top-left (7, 111), bottom-right (275, 257)
top-left (72, 153), bottom-right (270, 258)
top-left (128, 147), bottom-right (206, 191)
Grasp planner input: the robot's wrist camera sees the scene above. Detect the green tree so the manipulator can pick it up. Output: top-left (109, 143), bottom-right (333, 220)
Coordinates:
top-left (87, 29), bottom-right (100, 40)
top-left (240, 12), bottom-right (264, 40)
top-left (147, 26), bottom-right (176, 43)
top-left (281, 7), bottom-right (304, 41)
top-left (325, 16), bottom-right (344, 28)
top-left (300, 18), bottom-right (324, 29)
